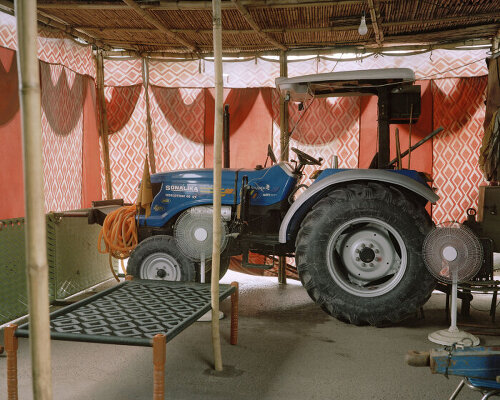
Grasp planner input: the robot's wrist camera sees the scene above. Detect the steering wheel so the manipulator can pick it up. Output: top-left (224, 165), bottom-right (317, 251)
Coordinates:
top-left (291, 147), bottom-right (322, 166)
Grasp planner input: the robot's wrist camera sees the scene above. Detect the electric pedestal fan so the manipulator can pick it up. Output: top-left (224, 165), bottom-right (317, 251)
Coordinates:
top-left (422, 222), bottom-right (483, 346)
top-left (174, 207), bottom-right (229, 320)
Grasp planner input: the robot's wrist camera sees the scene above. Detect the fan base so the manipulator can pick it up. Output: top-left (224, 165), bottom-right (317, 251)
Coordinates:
top-left (428, 329), bottom-right (480, 347)
top-left (197, 310), bottom-right (224, 322)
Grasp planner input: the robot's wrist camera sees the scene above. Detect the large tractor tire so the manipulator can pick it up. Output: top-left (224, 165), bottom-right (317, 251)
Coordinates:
top-left (295, 182), bottom-right (435, 326)
top-left (127, 235), bottom-right (196, 281)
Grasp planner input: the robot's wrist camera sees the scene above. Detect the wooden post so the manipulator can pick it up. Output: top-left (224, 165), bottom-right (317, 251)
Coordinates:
top-left (230, 282), bottom-right (239, 345)
top-left (278, 50), bottom-right (288, 285)
top-left (142, 57), bottom-right (156, 173)
top-left (5, 324), bottom-right (19, 400)
top-left (211, 0), bottom-right (224, 372)
top-left (96, 51), bottom-right (113, 199)
top-left (14, 1), bottom-right (53, 398)
top-left (152, 334), bottom-right (166, 400)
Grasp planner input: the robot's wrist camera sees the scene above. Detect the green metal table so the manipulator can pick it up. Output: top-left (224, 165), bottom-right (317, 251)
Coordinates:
top-left (4, 279), bottom-right (239, 400)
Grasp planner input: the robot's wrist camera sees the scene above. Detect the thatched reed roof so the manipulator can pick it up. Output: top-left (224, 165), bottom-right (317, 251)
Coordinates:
top-left (2, 0), bottom-right (500, 57)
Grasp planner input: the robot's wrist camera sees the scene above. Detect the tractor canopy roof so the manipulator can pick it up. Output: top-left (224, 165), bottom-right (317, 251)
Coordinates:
top-left (276, 68), bottom-right (415, 101)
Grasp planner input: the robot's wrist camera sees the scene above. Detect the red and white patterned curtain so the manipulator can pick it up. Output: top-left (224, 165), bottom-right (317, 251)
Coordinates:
top-left (40, 62), bottom-right (86, 212)
top-left (0, 13), bottom-right (98, 218)
top-left (432, 77), bottom-right (487, 224)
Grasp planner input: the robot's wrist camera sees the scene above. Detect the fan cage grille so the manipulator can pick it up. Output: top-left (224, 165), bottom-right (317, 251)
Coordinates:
top-left (174, 209), bottom-right (228, 261)
top-left (422, 222), bottom-right (483, 284)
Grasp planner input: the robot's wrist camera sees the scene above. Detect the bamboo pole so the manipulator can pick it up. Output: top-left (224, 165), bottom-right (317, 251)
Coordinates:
top-left (14, 0), bottom-right (53, 398)
top-left (211, 0), bottom-right (224, 372)
top-left (142, 57), bottom-right (156, 173)
top-left (278, 50), bottom-right (288, 285)
top-left (367, 0), bottom-right (384, 45)
top-left (95, 51), bottom-right (114, 199)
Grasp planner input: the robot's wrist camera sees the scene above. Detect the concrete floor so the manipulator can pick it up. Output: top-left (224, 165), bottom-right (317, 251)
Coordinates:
top-left (2, 270), bottom-right (500, 400)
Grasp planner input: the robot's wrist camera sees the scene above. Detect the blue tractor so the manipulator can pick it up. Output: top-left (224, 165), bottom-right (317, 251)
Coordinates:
top-left (127, 68), bottom-right (441, 326)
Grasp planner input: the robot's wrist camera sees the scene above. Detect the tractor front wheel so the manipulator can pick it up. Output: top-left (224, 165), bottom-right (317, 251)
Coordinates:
top-left (295, 183), bottom-right (435, 326)
top-left (127, 235), bottom-right (196, 281)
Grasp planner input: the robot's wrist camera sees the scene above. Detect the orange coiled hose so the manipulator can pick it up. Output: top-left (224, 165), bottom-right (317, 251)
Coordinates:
top-left (98, 205), bottom-right (138, 281)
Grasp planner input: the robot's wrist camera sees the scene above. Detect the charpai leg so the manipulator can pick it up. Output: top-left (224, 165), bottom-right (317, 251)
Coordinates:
top-left (4, 324), bottom-right (19, 400)
top-left (153, 334), bottom-right (166, 400)
top-left (230, 282), bottom-right (239, 345)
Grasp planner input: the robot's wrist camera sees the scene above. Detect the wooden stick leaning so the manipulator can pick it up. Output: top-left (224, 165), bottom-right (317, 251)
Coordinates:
top-left (211, 0), bottom-right (224, 372)
top-left (395, 128), bottom-right (402, 170)
top-left (15, 1), bottom-right (53, 398)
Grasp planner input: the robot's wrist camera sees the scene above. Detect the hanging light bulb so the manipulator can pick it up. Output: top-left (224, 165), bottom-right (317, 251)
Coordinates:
top-left (358, 11), bottom-right (368, 36)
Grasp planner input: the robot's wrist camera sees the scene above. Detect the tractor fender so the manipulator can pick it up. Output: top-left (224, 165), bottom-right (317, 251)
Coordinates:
top-left (278, 169), bottom-right (439, 244)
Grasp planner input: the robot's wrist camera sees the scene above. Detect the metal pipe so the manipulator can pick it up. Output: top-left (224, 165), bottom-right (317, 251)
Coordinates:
top-left (223, 104), bottom-right (230, 168)
top-left (450, 281), bottom-right (458, 331)
top-left (14, 0), bottom-right (53, 398)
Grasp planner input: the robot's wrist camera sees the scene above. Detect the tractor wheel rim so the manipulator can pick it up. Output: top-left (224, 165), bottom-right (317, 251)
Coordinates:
top-left (326, 217), bottom-right (407, 297)
top-left (140, 252), bottom-right (182, 281)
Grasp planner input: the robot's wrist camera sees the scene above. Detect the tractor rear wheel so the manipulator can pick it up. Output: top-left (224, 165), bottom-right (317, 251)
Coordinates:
top-left (295, 182), bottom-right (435, 326)
top-left (127, 235), bottom-right (196, 281)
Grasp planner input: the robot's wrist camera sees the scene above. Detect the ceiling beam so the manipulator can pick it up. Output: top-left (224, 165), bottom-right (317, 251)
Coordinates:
top-left (367, 0), bottom-right (384, 45)
top-left (74, 12), bottom-right (500, 36)
top-left (230, 0), bottom-right (287, 50)
top-left (102, 38), bottom-right (491, 59)
top-left (382, 23), bottom-right (499, 44)
top-left (37, 0), bottom-right (373, 11)
top-left (121, 0), bottom-right (198, 52)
